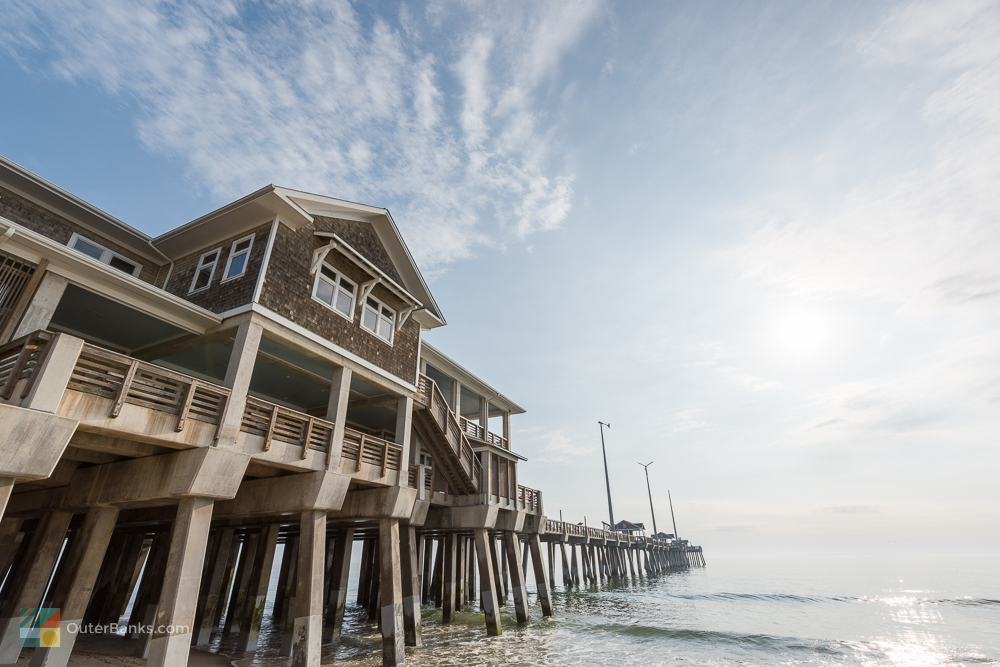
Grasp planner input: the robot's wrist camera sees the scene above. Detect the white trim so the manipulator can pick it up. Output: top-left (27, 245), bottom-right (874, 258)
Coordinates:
top-left (68, 232), bottom-right (143, 277)
top-left (311, 262), bottom-right (357, 323)
top-left (214, 302), bottom-right (417, 394)
top-left (188, 247), bottom-right (221, 294)
top-left (313, 232), bottom-right (422, 309)
top-left (253, 218), bottom-right (280, 304)
top-left (309, 241), bottom-right (337, 276)
top-left (220, 233), bottom-right (255, 282)
top-left (361, 293), bottom-right (395, 345)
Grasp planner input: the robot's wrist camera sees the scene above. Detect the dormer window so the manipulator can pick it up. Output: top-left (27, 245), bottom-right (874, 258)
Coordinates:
top-left (222, 234), bottom-right (253, 281)
top-left (68, 233), bottom-right (142, 277)
top-left (190, 248), bottom-right (221, 293)
top-left (362, 295), bottom-right (395, 343)
top-left (312, 264), bottom-right (356, 320)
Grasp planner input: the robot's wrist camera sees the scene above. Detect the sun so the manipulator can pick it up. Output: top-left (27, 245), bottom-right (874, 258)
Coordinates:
top-left (764, 306), bottom-right (838, 363)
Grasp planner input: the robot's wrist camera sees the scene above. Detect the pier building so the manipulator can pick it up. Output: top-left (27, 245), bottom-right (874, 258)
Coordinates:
top-left (0, 155), bottom-right (703, 667)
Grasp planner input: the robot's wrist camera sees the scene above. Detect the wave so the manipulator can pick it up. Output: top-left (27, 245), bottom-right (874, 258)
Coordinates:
top-left (652, 592), bottom-right (1000, 607)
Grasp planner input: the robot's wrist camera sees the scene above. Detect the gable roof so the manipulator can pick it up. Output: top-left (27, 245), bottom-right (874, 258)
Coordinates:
top-left (152, 185), bottom-right (445, 329)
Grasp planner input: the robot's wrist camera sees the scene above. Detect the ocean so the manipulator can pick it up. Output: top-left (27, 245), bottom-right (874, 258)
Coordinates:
top-left (218, 552), bottom-right (999, 666)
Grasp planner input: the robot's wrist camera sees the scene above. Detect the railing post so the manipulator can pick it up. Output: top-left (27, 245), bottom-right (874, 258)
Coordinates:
top-left (302, 417), bottom-right (315, 460)
top-left (110, 359), bottom-right (140, 418)
top-left (20, 333), bottom-right (83, 413)
top-left (176, 379), bottom-right (199, 432)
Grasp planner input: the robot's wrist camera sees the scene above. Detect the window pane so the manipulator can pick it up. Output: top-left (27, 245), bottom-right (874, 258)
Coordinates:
top-left (234, 239), bottom-right (252, 252)
top-left (362, 307), bottom-right (377, 331)
top-left (73, 238), bottom-right (104, 260)
top-left (193, 267), bottom-right (212, 291)
top-left (108, 255), bottom-right (137, 274)
top-left (335, 290), bottom-right (353, 316)
top-left (378, 317), bottom-right (392, 340)
top-left (321, 265), bottom-right (337, 281)
top-left (381, 306), bottom-right (394, 320)
top-left (367, 297), bottom-right (378, 309)
top-left (315, 277), bottom-right (334, 304)
top-left (226, 253), bottom-right (247, 278)
top-left (339, 277), bottom-right (354, 291)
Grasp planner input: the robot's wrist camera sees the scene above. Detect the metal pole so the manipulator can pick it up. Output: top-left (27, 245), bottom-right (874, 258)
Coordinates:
top-left (598, 421), bottom-right (615, 527)
top-left (668, 490), bottom-right (678, 540)
top-left (639, 461), bottom-right (657, 535)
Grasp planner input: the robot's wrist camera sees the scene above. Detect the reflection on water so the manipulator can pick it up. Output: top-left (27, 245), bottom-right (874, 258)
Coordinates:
top-left (202, 554), bottom-right (999, 666)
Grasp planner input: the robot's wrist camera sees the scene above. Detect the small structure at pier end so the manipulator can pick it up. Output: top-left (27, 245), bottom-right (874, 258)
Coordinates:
top-left (0, 154), bottom-right (703, 667)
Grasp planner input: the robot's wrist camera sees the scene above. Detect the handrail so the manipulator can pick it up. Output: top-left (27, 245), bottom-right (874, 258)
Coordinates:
top-left (68, 343), bottom-right (229, 435)
top-left (458, 413), bottom-right (509, 450)
top-left (517, 484), bottom-right (541, 513)
top-left (417, 374), bottom-right (480, 492)
top-left (341, 426), bottom-right (403, 476)
top-left (0, 330), bottom-right (54, 400)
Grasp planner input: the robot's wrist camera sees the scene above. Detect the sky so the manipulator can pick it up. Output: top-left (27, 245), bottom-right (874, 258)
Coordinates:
top-left (2, 0), bottom-right (998, 556)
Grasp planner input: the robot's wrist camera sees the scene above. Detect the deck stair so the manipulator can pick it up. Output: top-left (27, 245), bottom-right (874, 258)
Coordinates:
top-left (413, 374), bottom-right (480, 495)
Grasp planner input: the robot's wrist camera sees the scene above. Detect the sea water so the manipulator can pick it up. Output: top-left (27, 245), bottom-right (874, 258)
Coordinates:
top-left (219, 553), bottom-right (999, 666)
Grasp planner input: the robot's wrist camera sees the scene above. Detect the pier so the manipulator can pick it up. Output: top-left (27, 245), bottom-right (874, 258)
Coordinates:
top-left (0, 154), bottom-right (703, 667)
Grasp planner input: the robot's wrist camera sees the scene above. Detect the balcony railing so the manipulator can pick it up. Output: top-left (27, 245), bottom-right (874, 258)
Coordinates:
top-left (240, 397), bottom-right (332, 460)
top-left (458, 414), bottom-right (508, 450)
top-left (416, 375), bottom-right (480, 491)
top-left (68, 343), bottom-right (229, 433)
top-left (342, 426), bottom-right (402, 476)
top-left (0, 330), bottom-right (54, 400)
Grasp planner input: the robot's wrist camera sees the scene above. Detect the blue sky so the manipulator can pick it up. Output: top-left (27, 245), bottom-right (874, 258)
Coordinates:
top-left (3, 0), bottom-right (998, 554)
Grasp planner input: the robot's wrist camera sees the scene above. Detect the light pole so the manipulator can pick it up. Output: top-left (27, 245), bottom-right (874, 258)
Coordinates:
top-left (638, 461), bottom-right (657, 535)
top-left (598, 421), bottom-right (615, 528)
top-left (668, 490), bottom-right (679, 540)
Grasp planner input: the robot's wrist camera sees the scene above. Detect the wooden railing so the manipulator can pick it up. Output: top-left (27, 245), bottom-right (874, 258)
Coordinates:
top-left (342, 427), bottom-right (402, 476)
top-left (240, 397), bottom-right (332, 460)
top-left (416, 375), bottom-right (479, 491)
top-left (0, 330), bottom-right (54, 400)
top-left (458, 414), bottom-right (508, 450)
top-left (517, 484), bottom-right (541, 513)
top-left (68, 343), bottom-right (229, 433)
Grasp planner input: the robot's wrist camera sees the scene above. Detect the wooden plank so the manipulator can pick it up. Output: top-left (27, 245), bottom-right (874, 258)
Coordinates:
top-left (110, 359), bottom-right (140, 417)
top-left (0, 258), bottom-right (46, 344)
top-left (356, 435), bottom-right (364, 472)
top-left (380, 440), bottom-right (389, 477)
top-left (301, 417), bottom-right (314, 460)
top-left (176, 380), bottom-right (198, 432)
top-left (1, 338), bottom-right (34, 399)
top-left (261, 405), bottom-right (281, 451)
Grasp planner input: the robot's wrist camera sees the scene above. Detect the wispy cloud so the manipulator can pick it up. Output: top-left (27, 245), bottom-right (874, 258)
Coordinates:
top-left (1, 0), bottom-right (603, 267)
top-left (722, 0), bottom-right (1000, 315)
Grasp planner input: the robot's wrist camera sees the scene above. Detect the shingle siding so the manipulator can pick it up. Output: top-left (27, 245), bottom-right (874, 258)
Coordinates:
top-left (163, 223), bottom-right (273, 313)
top-left (0, 186), bottom-right (161, 284)
top-left (258, 220), bottom-right (419, 384)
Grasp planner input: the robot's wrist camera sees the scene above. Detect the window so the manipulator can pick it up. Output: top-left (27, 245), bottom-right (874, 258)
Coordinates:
top-left (67, 233), bottom-right (142, 277)
top-left (312, 264), bottom-right (356, 320)
top-left (222, 234), bottom-right (254, 281)
top-left (361, 295), bottom-right (395, 343)
top-left (189, 248), bottom-right (221, 293)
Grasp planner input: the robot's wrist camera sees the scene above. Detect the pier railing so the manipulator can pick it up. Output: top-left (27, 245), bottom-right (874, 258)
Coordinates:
top-left (516, 485), bottom-right (542, 513)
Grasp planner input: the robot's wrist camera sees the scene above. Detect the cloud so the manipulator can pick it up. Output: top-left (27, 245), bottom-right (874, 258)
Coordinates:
top-left (819, 505), bottom-right (879, 514)
top-left (1, 0), bottom-right (603, 267)
top-left (722, 0), bottom-right (1000, 316)
top-left (523, 427), bottom-right (595, 463)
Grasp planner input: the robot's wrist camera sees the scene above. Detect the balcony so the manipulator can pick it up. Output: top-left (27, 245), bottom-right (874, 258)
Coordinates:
top-left (458, 415), bottom-right (508, 450)
top-left (2, 330), bottom-right (412, 487)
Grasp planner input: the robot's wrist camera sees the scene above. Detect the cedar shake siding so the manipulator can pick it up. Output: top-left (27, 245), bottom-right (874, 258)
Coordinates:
top-left (163, 222), bottom-right (273, 313)
top-left (0, 185), bottom-right (161, 284)
top-left (258, 221), bottom-right (420, 384)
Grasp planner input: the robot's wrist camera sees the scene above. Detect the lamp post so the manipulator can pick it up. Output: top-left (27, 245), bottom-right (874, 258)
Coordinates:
top-left (598, 421), bottom-right (615, 528)
top-left (668, 490), bottom-right (679, 540)
top-left (638, 461), bottom-right (657, 535)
